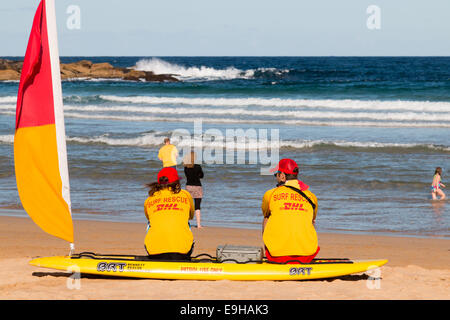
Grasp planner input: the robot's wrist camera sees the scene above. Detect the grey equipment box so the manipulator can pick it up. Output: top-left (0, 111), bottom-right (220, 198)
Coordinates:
top-left (216, 245), bottom-right (263, 263)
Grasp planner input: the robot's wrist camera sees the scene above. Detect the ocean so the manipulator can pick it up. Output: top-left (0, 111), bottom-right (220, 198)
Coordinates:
top-left (0, 56), bottom-right (449, 238)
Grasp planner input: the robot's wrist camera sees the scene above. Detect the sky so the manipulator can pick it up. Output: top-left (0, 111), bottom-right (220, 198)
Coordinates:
top-left (0, 0), bottom-right (449, 56)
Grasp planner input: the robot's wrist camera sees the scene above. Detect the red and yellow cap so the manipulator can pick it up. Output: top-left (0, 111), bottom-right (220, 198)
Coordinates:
top-left (270, 158), bottom-right (299, 175)
top-left (157, 167), bottom-right (180, 184)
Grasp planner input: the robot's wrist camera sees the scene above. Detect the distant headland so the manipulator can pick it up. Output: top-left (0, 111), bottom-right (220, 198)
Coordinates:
top-left (0, 59), bottom-right (179, 82)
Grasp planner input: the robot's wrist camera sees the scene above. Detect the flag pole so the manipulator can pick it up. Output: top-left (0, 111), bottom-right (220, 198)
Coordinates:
top-left (45, 0), bottom-right (75, 254)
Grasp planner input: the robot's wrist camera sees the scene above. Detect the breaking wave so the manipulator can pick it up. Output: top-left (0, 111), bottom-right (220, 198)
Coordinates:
top-left (99, 95), bottom-right (450, 113)
top-left (48, 133), bottom-right (449, 153)
top-left (133, 58), bottom-right (288, 81)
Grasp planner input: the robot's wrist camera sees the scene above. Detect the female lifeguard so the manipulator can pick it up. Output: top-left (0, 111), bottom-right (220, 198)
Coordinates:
top-left (144, 167), bottom-right (195, 260)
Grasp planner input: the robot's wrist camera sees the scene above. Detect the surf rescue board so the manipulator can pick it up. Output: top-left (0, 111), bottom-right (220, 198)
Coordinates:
top-left (30, 253), bottom-right (387, 281)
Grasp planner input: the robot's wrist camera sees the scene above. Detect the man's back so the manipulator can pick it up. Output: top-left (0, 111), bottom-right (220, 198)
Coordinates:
top-left (158, 144), bottom-right (178, 167)
top-left (262, 180), bottom-right (318, 257)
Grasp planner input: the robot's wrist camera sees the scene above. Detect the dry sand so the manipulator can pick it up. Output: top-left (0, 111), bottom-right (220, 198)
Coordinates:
top-left (0, 216), bottom-right (448, 300)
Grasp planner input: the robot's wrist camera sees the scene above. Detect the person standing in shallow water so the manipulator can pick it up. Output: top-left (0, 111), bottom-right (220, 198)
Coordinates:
top-left (158, 137), bottom-right (178, 168)
top-left (183, 151), bottom-right (204, 228)
top-left (431, 167), bottom-right (446, 200)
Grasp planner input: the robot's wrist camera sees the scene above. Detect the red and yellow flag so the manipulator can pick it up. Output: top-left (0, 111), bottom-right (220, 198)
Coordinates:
top-left (14, 0), bottom-right (73, 243)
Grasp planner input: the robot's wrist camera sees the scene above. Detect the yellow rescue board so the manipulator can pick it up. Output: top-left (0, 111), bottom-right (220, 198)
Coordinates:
top-left (29, 255), bottom-right (387, 281)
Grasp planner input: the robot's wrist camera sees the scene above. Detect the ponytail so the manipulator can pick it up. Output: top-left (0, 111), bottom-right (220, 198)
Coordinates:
top-left (146, 176), bottom-right (181, 197)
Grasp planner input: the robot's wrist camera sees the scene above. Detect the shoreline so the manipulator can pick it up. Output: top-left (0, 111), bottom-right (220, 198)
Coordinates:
top-left (0, 215), bottom-right (448, 299)
top-left (0, 208), bottom-right (448, 241)
top-left (1, 215), bottom-right (449, 268)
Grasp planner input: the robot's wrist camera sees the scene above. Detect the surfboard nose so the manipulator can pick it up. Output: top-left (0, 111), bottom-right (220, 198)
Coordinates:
top-left (29, 257), bottom-right (44, 267)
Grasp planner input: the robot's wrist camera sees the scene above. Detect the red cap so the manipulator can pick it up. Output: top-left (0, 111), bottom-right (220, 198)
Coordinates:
top-left (157, 167), bottom-right (180, 184)
top-left (270, 158), bottom-right (299, 175)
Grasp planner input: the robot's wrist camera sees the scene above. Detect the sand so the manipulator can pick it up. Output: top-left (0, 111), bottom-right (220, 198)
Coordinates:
top-left (0, 215), bottom-right (448, 300)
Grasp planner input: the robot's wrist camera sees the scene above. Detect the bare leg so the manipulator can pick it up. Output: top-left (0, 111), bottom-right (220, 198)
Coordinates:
top-left (436, 189), bottom-right (446, 200)
top-left (195, 209), bottom-right (202, 228)
top-left (431, 191), bottom-right (437, 200)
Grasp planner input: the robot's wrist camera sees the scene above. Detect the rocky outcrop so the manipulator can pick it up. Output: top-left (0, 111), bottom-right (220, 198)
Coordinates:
top-left (0, 59), bottom-right (23, 81)
top-left (0, 59), bottom-right (179, 82)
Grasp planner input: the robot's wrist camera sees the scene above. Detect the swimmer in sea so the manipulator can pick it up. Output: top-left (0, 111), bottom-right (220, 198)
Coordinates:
top-left (431, 167), bottom-right (446, 200)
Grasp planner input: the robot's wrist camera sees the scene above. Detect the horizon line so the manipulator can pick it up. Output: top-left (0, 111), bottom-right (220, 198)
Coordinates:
top-left (1, 55), bottom-right (450, 58)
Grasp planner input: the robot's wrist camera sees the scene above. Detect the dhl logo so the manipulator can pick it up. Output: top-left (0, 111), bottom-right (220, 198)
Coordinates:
top-left (156, 203), bottom-right (181, 211)
top-left (280, 202), bottom-right (306, 211)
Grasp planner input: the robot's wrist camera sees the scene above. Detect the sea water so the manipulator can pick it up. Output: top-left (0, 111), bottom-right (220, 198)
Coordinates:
top-left (0, 57), bottom-right (449, 238)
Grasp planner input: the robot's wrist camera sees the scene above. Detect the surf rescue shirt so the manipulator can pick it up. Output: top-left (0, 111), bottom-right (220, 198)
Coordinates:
top-left (158, 144), bottom-right (178, 167)
top-left (144, 188), bottom-right (194, 255)
top-left (262, 180), bottom-right (318, 257)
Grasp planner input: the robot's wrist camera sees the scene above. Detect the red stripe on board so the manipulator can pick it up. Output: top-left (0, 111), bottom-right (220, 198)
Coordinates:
top-left (16, 0), bottom-right (55, 129)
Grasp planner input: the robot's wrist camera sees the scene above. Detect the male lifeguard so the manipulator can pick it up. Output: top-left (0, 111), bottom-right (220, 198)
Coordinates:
top-left (261, 158), bottom-right (319, 263)
top-left (158, 137), bottom-right (178, 168)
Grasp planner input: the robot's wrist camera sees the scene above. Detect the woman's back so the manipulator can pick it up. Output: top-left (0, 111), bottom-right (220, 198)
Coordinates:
top-left (184, 164), bottom-right (204, 186)
top-left (144, 188), bottom-right (194, 255)
top-left (144, 167), bottom-right (195, 256)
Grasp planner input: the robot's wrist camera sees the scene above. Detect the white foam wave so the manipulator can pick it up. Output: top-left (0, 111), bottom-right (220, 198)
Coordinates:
top-left (0, 96), bottom-right (17, 104)
top-left (280, 139), bottom-right (450, 151)
top-left (3, 131), bottom-right (448, 151)
top-left (3, 99), bottom-right (450, 122)
top-left (64, 133), bottom-right (450, 152)
top-left (62, 104), bottom-right (450, 121)
top-left (0, 107), bottom-right (449, 127)
top-left (134, 58), bottom-right (254, 81)
top-left (67, 134), bottom-right (161, 147)
top-left (100, 95), bottom-right (450, 113)
top-left (61, 111), bottom-right (450, 128)
top-left (5, 93), bottom-right (450, 114)
top-left (0, 135), bottom-right (14, 144)
top-left (68, 133), bottom-right (278, 150)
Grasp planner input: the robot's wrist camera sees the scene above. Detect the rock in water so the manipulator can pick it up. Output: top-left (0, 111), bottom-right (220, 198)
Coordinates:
top-left (0, 59), bottom-right (179, 82)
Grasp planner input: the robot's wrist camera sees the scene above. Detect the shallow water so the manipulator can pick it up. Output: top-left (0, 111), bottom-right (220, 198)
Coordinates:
top-left (1, 56), bottom-right (449, 238)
